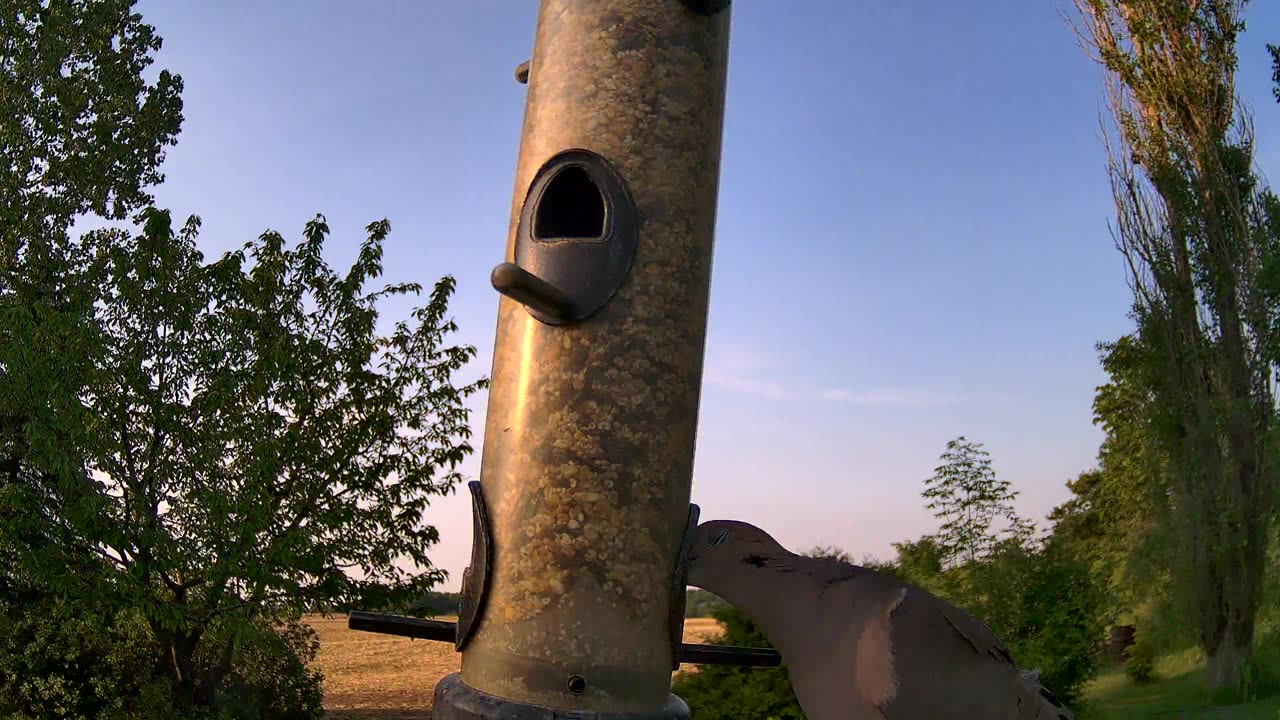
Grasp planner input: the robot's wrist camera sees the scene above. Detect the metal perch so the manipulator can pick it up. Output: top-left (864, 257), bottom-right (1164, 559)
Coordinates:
top-left (347, 612), bottom-right (781, 668)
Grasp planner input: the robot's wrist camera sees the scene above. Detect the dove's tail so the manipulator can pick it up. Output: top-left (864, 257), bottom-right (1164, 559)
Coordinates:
top-left (1019, 669), bottom-right (1075, 720)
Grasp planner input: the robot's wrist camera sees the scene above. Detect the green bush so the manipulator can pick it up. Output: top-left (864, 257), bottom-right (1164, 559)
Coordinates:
top-left (672, 605), bottom-right (805, 720)
top-left (0, 596), bottom-right (173, 720)
top-left (208, 614), bottom-right (325, 720)
top-left (0, 594), bottom-right (325, 720)
top-left (1233, 624), bottom-right (1280, 702)
top-left (975, 541), bottom-right (1107, 707)
top-left (1123, 638), bottom-right (1156, 684)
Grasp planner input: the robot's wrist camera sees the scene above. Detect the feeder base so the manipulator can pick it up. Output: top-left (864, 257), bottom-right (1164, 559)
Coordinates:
top-left (431, 674), bottom-right (690, 720)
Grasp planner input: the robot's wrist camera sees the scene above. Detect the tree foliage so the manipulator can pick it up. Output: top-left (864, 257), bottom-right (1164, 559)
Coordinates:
top-left (1073, 0), bottom-right (1280, 690)
top-left (965, 539), bottom-right (1106, 707)
top-left (684, 589), bottom-right (729, 618)
top-left (2, 208), bottom-right (487, 710)
top-left (0, 1), bottom-right (487, 715)
top-left (0, 591), bottom-right (329, 720)
top-left (0, 0), bottom-right (184, 262)
top-left (1, 0), bottom-right (185, 603)
top-left (0, 595), bottom-right (173, 720)
top-left (907, 438), bottom-right (1107, 705)
top-left (1269, 43), bottom-right (1279, 104)
top-left (672, 603), bottom-right (803, 720)
top-left (922, 436), bottom-right (1033, 569)
top-left (1049, 336), bottom-right (1171, 628)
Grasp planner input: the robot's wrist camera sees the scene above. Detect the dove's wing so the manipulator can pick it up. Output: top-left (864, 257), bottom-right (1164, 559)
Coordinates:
top-left (786, 570), bottom-right (1056, 720)
top-left (780, 570), bottom-right (904, 720)
top-left (878, 585), bottom-right (1072, 720)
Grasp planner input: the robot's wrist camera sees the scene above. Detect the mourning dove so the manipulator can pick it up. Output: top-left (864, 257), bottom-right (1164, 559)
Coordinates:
top-left (684, 520), bottom-right (1075, 720)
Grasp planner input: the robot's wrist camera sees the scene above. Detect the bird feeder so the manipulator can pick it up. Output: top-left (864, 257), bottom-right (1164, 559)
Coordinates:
top-left (350, 1), bottom-right (748, 717)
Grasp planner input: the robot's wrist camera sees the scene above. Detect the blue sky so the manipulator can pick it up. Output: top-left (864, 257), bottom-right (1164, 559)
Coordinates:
top-left (132, 0), bottom-right (1280, 590)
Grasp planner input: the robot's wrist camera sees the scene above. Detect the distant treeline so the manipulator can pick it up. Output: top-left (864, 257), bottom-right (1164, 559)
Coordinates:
top-left (411, 591), bottom-right (463, 616)
top-left (684, 589), bottom-right (729, 618)
top-left (316, 589), bottom-right (728, 618)
top-left (306, 590), bottom-right (462, 616)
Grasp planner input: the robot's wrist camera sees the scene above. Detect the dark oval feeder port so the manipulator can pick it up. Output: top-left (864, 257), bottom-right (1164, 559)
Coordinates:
top-left (490, 148), bottom-right (640, 326)
top-left (534, 165), bottom-right (606, 242)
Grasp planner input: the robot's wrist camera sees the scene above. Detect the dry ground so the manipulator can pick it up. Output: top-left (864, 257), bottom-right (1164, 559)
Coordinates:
top-left (308, 614), bottom-right (723, 719)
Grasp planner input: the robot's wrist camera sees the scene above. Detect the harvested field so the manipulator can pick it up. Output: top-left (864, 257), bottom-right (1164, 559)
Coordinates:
top-left (309, 614), bottom-right (723, 719)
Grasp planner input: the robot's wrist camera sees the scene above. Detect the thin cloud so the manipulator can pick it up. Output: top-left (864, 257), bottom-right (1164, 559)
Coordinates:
top-left (703, 374), bottom-right (965, 407)
top-left (702, 338), bottom-right (970, 407)
top-left (704, 373), bottom-right (790, 400)
top-left (818, 387), bottom-right (966, 407)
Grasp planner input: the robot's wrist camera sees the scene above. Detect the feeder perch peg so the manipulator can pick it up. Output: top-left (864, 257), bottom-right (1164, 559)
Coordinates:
top-left (489, 148), bottom-right (641, 327)
top-left (490, 262), bottom-right (574, 322)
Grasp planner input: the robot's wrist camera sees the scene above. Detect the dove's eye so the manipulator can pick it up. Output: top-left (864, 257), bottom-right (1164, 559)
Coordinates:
top-left (709, 529), bottom-right (732, 548)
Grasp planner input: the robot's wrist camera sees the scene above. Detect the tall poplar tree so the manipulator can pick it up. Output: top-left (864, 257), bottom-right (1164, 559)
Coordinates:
top-left (1073, 0), bottom-right (1280, 689)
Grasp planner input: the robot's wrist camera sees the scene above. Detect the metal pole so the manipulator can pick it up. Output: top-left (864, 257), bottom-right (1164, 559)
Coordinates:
top-left (430, 1), bottom-right (732, 717)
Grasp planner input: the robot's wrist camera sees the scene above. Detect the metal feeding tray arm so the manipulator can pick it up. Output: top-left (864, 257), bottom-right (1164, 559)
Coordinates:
top-left (346, 611), bottom-right (782, 668)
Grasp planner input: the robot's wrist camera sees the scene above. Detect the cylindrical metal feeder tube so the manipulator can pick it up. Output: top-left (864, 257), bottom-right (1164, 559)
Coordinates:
top-left (432, 0), bottom-right (731, 717)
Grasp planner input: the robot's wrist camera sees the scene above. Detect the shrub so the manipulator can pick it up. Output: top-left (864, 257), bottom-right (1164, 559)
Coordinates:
top-left (1233, 623), bottom-right (1280, 703)
top-left (204, 613), bottom-right (325, 720)
top-left (0, 592), bottom-right (325, 720)
top-left (406, 591), bottom-right (462, 617)
top-left (1124, 637), bottom-right (1156, 684)
top-left (981, 541), bottom-right (1107, 707)
top-left (0, 596), bottom-right (173, 720)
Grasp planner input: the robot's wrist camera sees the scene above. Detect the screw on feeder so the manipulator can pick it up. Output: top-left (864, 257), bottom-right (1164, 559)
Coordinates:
top-left (567, 675), bottom-right (588, 695)
top-left (515, 60), bottom-right (530, 84)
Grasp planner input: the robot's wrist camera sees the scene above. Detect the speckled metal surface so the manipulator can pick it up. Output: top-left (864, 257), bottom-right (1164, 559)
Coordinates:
top-left (455, 0), bottom-right (731, 713)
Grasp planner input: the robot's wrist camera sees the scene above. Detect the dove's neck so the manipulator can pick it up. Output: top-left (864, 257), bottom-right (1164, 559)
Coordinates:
top-left (710, 553), bottom-right (823, 659)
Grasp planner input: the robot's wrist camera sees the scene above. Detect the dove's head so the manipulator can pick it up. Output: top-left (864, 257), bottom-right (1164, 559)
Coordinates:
top-left (685, 520), bottom-right (791, 596)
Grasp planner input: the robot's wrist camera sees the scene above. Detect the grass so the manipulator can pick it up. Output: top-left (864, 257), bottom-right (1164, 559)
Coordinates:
top-left (307, 614), bottom-right (723, 719)
top-left (1082, 648), bottom-right (1280, 719)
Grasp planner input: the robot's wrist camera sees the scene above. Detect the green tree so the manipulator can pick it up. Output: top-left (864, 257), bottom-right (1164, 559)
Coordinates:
top-left (912, 439), bottom-right (1105, 704)
top-left (1049, 336), bottom-right (1170, 628)
top-left (922, 436), bottom-right (1033, 568)
top-left (1, 0), bottom-right (184, 601)
top-left (1269, 43), bottom-right (1278, 103)
top-left (672, 603), bottom-right (803, 720)
top-left (885, 535), bottom-right (946, 594)
top-left (1074, 0), bottom-right (1280, 689)
top-left (1, 209), bottom-right (487, 711)
top-left (684, 589), bottom-right (729, 618)
top-left (0, 0), bottom-right (184, 262)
